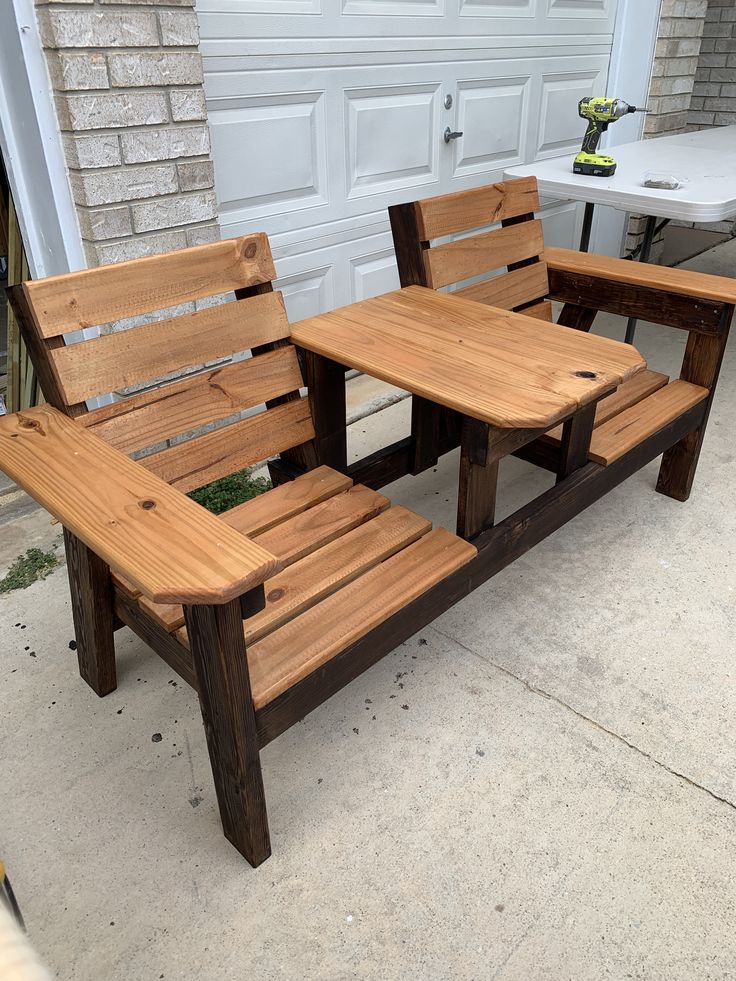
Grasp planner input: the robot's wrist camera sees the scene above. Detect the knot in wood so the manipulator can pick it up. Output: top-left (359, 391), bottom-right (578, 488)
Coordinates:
top-left (245, 242), bottom-right (258, 259)
top-left (575, 370), bottom-right (597, 379)
top-left (140, 499), bottom-right (156, 510)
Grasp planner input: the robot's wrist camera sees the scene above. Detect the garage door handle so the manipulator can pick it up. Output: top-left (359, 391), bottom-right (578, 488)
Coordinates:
top-left (443, 128), bottom-right (463, 144)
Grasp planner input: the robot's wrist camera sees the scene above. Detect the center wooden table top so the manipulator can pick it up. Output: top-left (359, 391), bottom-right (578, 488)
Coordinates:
top-left (290, 285), bottom-right (646, 430)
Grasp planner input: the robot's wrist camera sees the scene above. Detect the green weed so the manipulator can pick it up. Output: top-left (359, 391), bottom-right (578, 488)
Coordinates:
top-left (0, 547), bottom-right (60, 593)
top-left (187, 469), bottom-right (271, 515)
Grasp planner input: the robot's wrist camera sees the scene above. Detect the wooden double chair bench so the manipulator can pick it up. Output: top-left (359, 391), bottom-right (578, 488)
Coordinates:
top-left (0, 177), bottom-right (732, 867)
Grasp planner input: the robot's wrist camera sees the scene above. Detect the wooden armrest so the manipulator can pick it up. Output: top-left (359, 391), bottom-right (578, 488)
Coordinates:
top-left (546, 247), bottom-right (736, 307)
top-left (0, 406), bottom-right (282, 605)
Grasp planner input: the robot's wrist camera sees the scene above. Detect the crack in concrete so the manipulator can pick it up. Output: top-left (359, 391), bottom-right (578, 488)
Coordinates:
top-left (430, 625), bottom-right (736, 815)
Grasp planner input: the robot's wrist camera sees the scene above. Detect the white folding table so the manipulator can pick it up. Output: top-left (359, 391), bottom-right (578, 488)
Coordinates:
top-left (505, 125), bottom-right (736, 341)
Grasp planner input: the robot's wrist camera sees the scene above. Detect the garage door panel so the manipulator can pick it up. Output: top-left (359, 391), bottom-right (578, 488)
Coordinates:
top-left (209, 92), bottom-right (329, 223)
top-left (537, 69), bottom-right (606, 158)
top-left (350, 248), bottom-right (401, 301)
top-left (452, 76), bottom-right (530, 178)
top-left (346, 84), bottom-right (441, 199)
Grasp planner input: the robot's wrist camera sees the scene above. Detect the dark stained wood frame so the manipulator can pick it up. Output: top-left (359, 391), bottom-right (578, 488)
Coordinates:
top-left (6, 231), bottom-right (732, 870)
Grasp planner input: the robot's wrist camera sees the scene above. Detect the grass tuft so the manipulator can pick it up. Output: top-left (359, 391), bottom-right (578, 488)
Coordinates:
top-left (0, 547), bottom-right (60, 593)
top-left (187, 469), bottom-right (272, 515)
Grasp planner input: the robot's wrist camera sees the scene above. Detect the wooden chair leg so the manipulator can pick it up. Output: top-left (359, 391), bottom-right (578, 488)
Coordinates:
top-left (657, 320), bottom-right (731, 502)
top-left (63, 529), bottom-right (117, 697)
top-left (457, 417), bottom-right (498, 539)
top-left (184, 596), bottom-right (271, 867)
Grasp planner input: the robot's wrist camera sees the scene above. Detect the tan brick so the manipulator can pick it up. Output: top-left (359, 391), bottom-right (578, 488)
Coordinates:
top-left (63, 133), bottom-right (121, 169)
top-left (71, 164), bottom-right (178, 206)
top-left (89, 230), bottom-right (188, 266)
top-left (169, 89), bottom-right (207, 121)
top-left (46, 52), bottom-right (109, 91)
top-left (77, 205), bottom-right (133, 241)
top-left (120, 125), bottom-right (210, 164)
top-left (186, 223), bottom-right (220, 247)
top-left (177, 160), bottom-right (214, 191)
top-left (37, 9), bottom-right (159, 48)
top-left (108, 51), bottom-right (203, 88)
top-left (132, 190), bottom-right (217, 232)
top-left (158, 10), bottom-right (199, 46)
top-left (56, 91), bottom-right (168, 130)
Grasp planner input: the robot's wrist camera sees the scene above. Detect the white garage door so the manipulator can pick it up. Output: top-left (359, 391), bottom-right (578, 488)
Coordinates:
top-left (198, 0), bottom-right (619, 320)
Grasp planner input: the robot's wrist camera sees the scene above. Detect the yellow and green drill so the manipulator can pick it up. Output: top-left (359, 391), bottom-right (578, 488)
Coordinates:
top-left (573, 96), bottom-right (648, 177)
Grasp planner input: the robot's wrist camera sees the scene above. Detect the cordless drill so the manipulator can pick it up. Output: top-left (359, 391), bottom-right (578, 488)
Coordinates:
top-left (573, 97), bottom-right (648, 177)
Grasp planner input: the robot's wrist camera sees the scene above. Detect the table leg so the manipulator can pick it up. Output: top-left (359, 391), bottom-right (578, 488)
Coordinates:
top-left (304, 350), bottom-right (347, 472)
top-left (457, 417), bottom-right (499, 539)
top-left (579, 201), bottom-right (595, 252)
top-left (624, 214), bottom-right (657, 345)
top-left (557, 401), bottom-right (597, 483)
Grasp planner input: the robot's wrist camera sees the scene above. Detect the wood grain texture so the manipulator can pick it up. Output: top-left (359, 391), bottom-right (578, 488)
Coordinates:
top-left (51, 291), bottom-right (290, 403)
top-left (26, 234), bottom-right (276, 337)
top-left (454, 262), bottom-right (549, 312)
top-left (557, 402), bottom-right (597, 481)
top-left (520, 299), bottom-right (553, 323)
top-left (142, 398), bottom-right (315, 493)
top-left (222, 465), bottom-right (353, 538)
top-left (547, 246), bottom-right (736, 307)
top-left (80, 347), bottom-right (303, 454)
top-left (291, 286), bottom-right (646, 429)
top-left (548, 266), bottom-right (729, 335)
top-left (174, 505), bottom-right (432, 644)
top-left (415, 177), bottom-right (540, 240)
top-left (245, 528), bottom-right (476, 709)
top-left (457, 418), bottom-right (498, 539)
top-left (184, 597), bottom-right (271, 866)
top-left (542, 369), bottom-right (669, 446)
top-left (588, 381), bottom-right (709, 466)
top-left (64, 529), bottom-right (117, 696)
top-left (254, 398), bottom-right (708, 747)
top-left (657, 316), bottom-right (732, 501)
top-left (0, 405), bottom-right (281, 604)
top-left (252, 484), bottom-right (390, 566)
top-left (425, 219), bottom-right (545, 290)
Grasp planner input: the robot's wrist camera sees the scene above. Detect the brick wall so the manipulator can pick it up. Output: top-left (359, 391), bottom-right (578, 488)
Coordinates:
top-left (35, 0), bottom-right (220, 267)
top-left (689, 0), bottom-right (736, 129)
top-left (626, 0), bottom-right (708, 255)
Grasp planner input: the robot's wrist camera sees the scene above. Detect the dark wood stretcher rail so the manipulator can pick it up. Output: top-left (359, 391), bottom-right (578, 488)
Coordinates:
top-left (0, 177), bottom-right (731, 868)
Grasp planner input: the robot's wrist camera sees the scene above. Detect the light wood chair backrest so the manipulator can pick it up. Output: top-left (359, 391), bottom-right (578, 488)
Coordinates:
top-left (389, 176), bottom-right (552, 322)
top-left (7, 234), bottom-right (316, 493)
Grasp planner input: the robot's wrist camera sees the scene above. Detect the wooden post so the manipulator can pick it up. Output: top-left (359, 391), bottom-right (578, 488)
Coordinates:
top-left (184, 595), bottom-right (271, 867)
top-left (457, 416), bottom-right (499, 539)
top-left (557, 401), bottom-right (597, 482)
top-left (304, 350), bottom-right (347, 472)
top-left (657, 310), bottom-right (732, 501)
top-left (63, 529), bottom-right (117, 697)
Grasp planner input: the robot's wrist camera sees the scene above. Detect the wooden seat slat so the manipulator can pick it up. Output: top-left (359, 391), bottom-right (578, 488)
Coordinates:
top-left (80, 347), bottom-right (303, 455)
top-left (168, 504), bottom-right (432, 640)
top-left (252, 484), bottom-right (390, 566)
top-left (454, 262), bottom-right (549, 312)
top-left (518, 299), bottom-right (553, 323)
top-left (542, 369), bottom-right (670, 445)
top-left (425, 220), bottom-right (545, 290)
top-left (415, 177), bottom-right (540, 240)
top-left (588, 380), bottom-right (709, 466)
top-left (221, 464), bottom-right (352, 538)
top-left (244, 528), bottom-right (476, 709)
top-left (25, 233), bottom-right (276, 337)
top-left (51, 291), bottom-right (290, 404)
top-left (142, 398), bottom-right (315, 493)
top-left (139, 465), bottom-right (359, 632)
